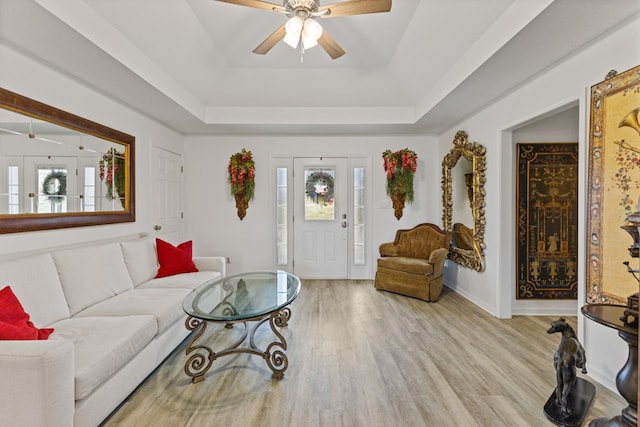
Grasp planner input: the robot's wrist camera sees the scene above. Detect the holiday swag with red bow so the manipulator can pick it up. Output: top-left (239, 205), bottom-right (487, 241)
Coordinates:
top-left (228, 148), bottom-right (255, 220)
top-left (383, 148), bottom-right (417, 219)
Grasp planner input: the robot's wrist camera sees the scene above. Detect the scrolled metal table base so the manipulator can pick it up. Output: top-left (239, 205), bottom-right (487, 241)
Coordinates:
top-left (184, 307), bottom-right (291, 383)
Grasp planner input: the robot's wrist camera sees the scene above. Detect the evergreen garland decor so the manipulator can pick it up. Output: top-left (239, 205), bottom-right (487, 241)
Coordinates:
top-left (228, 148), bottom-right (255, 220)
top-left (99, 147), bottom-right (125, 206)
top-left (382, 148), bottom-right (418, 219)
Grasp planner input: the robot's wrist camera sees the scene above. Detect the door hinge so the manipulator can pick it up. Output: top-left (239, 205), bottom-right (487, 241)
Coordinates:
top-left (181, 212), bottom-right (184, 219)
top-left (181, 165), bottom-right (184, 173)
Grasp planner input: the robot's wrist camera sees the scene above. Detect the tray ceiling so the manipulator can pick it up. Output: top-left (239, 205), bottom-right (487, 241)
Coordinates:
top-left (1, 0), bottom-right (639, 135)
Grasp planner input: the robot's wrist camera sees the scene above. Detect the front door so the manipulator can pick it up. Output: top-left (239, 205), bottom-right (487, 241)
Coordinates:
top-left (23, 156), bottom-right (78, 214)
top-left (293, 157), bottom-right (348, 279)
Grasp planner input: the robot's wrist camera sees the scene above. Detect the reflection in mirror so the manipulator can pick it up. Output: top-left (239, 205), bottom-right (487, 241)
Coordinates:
top-left (442, 131), bottom-right (486, 271)
top-left (0, 87), bottom-right (135, 233)
top-left (450, 157), bottom-right (473, 227)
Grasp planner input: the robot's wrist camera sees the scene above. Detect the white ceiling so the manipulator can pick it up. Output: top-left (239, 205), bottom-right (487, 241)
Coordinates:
top-left (1, 0), bottom-right (639, 135)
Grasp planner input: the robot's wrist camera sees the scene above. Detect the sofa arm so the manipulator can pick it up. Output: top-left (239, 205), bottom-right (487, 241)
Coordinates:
top-left (379, 242), bottom-right (398, 257)
top-left (193, 256), bottom-right (227, 276)
top-left (0, 340), bottom-right (74, 427)
top-left (428, 248), bottom-right (449, 264)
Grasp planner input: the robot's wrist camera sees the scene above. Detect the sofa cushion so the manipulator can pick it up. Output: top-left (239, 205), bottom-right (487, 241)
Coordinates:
top-left (49, 315), bottom-right (157, 400)
top-left (377, 256), bottom-right (434, 275)
top-left (0, 286), bottom-right (54, 340)
top-left (52, 243), bottom-right (134, 316)
top-left (0, 253), bottom-right (70, 326)
top-left (73, 288), bottom-right (190, 333)
top-left (155, 239), bottom-right (198, 278)
top-left (137, 271), bottom-right (221, 290)
top-left (121, 238), bottom-right (158, 286)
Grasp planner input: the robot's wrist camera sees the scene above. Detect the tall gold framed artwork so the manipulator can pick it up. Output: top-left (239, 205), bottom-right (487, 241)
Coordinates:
top-left (587, 65), bottom-right (640, 304)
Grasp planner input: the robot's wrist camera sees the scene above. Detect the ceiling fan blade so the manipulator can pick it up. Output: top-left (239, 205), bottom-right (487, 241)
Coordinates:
top-left (318, 0), bottom-right (391, 18)
top-left (317, 31), bottom-right (345, 59)
top-left (252, 24), bottom-right (287, 55)
top-left (215, 0), bottom-right (285, 13)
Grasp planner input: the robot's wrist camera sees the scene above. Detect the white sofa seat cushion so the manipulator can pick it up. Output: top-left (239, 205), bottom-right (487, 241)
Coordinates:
top-left (121, 238), bottom-right (158, 286)
top-left (53, 243), bottom-right (135, 316)
top-left (49, 315), bottom-right (157, 400)
top-left (137, 271), bottom-right (221, 290)
top-left (0, 253), bottom-right (70, 326)
top-left (73, 288), bottom-right (190, 333)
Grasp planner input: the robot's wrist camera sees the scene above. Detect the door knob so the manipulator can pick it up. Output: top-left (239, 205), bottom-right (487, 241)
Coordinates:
top-left (154, 225), bottom-right (162, 231)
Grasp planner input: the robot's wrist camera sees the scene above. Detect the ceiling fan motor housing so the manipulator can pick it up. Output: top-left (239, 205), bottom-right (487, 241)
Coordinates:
top-left (285, 0), bottom-right (319, 18)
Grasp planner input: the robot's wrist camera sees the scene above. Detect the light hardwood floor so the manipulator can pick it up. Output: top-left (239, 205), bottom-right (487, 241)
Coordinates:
top-left (102, 280), bottom-right (625, 427)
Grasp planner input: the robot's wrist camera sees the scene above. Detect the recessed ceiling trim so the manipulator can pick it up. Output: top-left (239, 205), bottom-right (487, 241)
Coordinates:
top-left (205, 106), bottom-right (416, 125)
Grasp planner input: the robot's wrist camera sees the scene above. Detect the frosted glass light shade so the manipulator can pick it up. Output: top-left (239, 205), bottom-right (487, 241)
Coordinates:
top-left (302, 19), bottom-right (323, 49)
top-left (284, 16), bottom-right (303, 48)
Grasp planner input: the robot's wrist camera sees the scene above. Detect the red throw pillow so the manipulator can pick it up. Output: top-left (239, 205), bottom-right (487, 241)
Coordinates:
top-left (155, 239), bottom-right (199, 278)
top-left (0, 286), bottom-right (54, 340)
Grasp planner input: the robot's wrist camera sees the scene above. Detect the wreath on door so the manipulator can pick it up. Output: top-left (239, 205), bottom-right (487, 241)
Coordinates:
top-left (42, 171), bottom-right (67, 201)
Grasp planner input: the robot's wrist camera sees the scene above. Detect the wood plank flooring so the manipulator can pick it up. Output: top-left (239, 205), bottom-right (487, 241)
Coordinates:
top-left (101, 280), bottom-right (625, 427)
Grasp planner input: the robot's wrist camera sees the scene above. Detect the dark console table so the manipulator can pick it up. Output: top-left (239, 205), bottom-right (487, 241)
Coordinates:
top-left (581, 304), bottom-right (638, 427)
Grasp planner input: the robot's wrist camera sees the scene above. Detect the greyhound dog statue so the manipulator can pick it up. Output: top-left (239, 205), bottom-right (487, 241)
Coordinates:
top-left (547, 318), bottom-right (588, 415)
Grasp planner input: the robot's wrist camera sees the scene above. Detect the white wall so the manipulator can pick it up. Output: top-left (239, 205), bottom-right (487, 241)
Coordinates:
top-left (183, 135), bottom-right (440, 276)
top-left (440, 15), bottom-right (640, 392)
top-left (0, 43), bottom-right (183, 253)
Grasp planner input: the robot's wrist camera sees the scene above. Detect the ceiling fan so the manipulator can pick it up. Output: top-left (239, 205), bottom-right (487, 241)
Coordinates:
top-left (216, 0), bottom-right (392, 59)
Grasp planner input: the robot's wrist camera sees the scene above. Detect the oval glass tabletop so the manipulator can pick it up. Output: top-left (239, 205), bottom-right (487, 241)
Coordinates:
top-left (182, 270), bottom-right (301, 322)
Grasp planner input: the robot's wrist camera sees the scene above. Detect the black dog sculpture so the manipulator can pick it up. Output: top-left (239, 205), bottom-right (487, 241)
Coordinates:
top-left (547, 318), bottom-right (588, 415)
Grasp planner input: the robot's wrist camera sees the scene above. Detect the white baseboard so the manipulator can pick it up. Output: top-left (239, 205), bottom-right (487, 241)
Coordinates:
top-left (443, 282), bottom-right (495, 316)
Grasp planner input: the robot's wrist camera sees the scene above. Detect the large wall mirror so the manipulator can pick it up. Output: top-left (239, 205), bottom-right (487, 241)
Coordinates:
top-left (442, 130), bottom-right (486, 271)
top-left (0, 87), bottom-right (135, 233)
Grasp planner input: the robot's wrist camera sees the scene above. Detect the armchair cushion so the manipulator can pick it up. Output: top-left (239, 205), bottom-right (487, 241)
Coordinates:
top-left (377, 257), bottom-right (433, 275)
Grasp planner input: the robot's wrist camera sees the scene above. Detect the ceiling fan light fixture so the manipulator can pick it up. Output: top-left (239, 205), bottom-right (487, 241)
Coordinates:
top-left (283, 16), bottom-right (304, 48)
top-left (301, 18), bottom-right (322, 49)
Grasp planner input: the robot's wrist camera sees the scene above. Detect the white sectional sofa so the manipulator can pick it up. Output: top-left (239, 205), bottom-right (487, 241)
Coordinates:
top-left (0, 234), bottom-right (225, 427)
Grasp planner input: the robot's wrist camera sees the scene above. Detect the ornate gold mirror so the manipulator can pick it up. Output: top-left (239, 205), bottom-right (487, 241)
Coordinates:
top-left (0, 87), bottom-right (135, 233)
top-left (442, 130), bottom-right (486, 271)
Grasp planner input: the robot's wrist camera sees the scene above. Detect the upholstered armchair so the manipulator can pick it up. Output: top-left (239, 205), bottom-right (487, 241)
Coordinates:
top-left (375, 223), bottom-right (451, 301)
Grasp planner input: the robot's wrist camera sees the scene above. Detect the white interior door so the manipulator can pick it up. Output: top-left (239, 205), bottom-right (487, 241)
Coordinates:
top-left (293, 157), bottom-right (348, 279)
top-left (23, 156), bottom-right (78, 214)
top-left (152, 147), bottom-right (182, 243)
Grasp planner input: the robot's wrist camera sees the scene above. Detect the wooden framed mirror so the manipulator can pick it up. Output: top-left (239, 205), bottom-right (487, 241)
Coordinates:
top-left (442, 130), bottom-right (486, 271)
top-left (0, 87), bottom-right (135, 233)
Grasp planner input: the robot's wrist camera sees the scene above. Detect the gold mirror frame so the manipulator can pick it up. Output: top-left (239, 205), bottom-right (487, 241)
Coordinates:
top-left (442, 130), bottom-right (486, 271)
top-left (0, 87), bottom-right (135, 233)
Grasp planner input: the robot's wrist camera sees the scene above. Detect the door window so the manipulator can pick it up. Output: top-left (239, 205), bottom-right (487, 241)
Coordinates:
top-left (304, 167), bottom-right (335, 220)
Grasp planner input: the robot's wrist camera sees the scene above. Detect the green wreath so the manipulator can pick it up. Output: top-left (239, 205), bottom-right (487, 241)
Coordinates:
top-left (305, 171), bottom-right (335, 204)
top-left (42, 171), bottom-right (67, 201)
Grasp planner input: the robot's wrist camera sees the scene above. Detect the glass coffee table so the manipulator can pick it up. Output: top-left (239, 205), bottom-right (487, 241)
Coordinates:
top-left (182, 270), bottom-right (300, 383)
